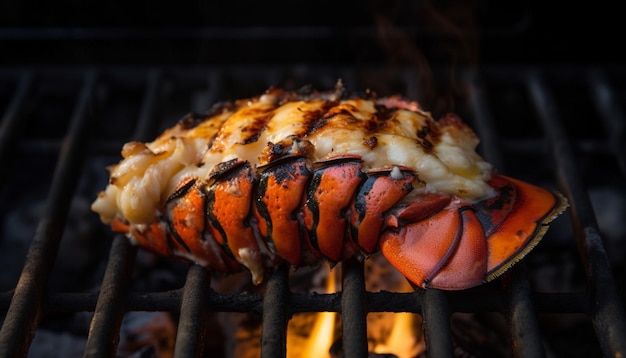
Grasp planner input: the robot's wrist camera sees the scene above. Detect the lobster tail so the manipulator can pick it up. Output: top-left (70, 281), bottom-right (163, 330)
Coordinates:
top-left (92, 87), bottom-right (568, 290)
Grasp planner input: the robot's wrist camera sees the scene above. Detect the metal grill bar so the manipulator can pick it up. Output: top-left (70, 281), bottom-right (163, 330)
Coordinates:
top-left (399, 70), bottom-right (456, 358)
top-left (84, 236), bottom-right (136, 357)
top-left (528, 70), bottom-right (626, 357)
top-left (134, 69), bottom-right (163, 142)
top-left (1, 281), bottom-right (595, 313)
top-left (175, 265), bottom-right (210, 358)
top-left (0, 72), bottom-right (32, 175)
top-left (467, 74), bottom-right (503, 173)
top-left (261, 265), bottom-right (289, 358)
top-left (173, 71), bottom-right (223, 358)
top-left (1, 282), bottom-right (593, 317)
top-left (589, 69), bottom-right (626, 176)
top-left (154, 69), bottom-right (252, 357)
top-left (84, 68), bottom-right (163, 357)
top-left (422, 289), bottom-right (453, 357)
top-left (0, 70), bottom-right (96, 358)
top-left (341, 258), bottom-right (368, 358)
top-left (468, 73), bottom-right (546, 357)
top-left (504, 266), bottom-right (546, 358)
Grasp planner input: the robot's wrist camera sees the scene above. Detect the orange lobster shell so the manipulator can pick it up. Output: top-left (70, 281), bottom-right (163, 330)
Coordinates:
top-left (93, 86), bottom-right (567, 290)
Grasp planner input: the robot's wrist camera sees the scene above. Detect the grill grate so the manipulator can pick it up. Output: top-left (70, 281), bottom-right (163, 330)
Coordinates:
top-left (0, 65), bottom-right (625, 357)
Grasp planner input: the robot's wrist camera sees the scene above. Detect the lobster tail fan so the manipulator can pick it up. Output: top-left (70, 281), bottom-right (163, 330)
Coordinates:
top-left (380, 174), bottom-right (568, 290)
top-left (478, 175), bottom-right (568, 282)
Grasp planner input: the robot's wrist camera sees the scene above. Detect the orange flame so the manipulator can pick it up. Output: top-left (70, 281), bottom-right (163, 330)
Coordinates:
top-left (372, 312), bottom-right (423, 358)
top-left (286, 262), bottom-right (424, 358)
top-left (300, 269), bottom-right (336, 358)
top-left (372, 279), bottom-right (424, 357)
top-left (287, 265), bottom-right (337, 358)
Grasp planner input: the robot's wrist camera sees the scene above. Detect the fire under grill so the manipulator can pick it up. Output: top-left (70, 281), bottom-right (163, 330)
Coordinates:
top-left (0, 65), bottom-right (625, 357)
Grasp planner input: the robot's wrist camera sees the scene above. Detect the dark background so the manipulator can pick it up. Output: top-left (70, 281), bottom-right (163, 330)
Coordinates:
top-left (0, 0), bottom-right (622, 67)
top-left (0, 2), bottom-right (624, 357)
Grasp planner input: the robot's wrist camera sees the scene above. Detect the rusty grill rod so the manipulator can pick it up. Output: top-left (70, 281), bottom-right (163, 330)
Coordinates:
top-left (468, 73), bottom-right (546, 358)
top-left (589, 69), bottom-right (626, 176)
top-left (0, 282), bottom-right (590, 317)
top-left (261, 265), bottom-right (290, 358)
top-left (0, 72), bottom-right (32, 177)
top-left (528, 70), bottom-right (626, 356)
top-left (340, 257), bottom-right (368, 357)
top-left (173, 69), bottom-right (221, 358)
top-left (422, 289), bottom-right (454, 357)
top-left (0, 70), bottom-right (97, 357)
top-left (175, 265), bottom-right (210, 358)
top-left (84, 236), bottom-right (137, 357)
top-left (84, 69), bottom-right (164, 357)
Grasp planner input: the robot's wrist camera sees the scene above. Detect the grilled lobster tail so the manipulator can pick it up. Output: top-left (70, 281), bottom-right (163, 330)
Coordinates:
top-left (92, 85), bottom-right (567, 290)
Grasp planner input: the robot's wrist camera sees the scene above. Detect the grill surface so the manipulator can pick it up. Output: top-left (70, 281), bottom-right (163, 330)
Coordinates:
top-left (0, 64), bottom-right (624, 357)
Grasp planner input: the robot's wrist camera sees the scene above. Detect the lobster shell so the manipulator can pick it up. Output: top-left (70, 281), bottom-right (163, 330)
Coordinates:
top-left (92, 86), bottom-right (567, 290)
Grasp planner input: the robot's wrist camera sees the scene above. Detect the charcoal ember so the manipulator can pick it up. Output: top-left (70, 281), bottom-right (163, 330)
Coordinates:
top-left (212, 273), bottom-right (265, 358)
top-left (28, 330), bottom-right (87, 357)
top-left (0, 196), bottom-right (108, 292)
top-left (450, 313), bottom-right (510, 358)
top-left (117, 311), bottom-right (177, 358)
top-left (329, 337), bottom-right (423, 358)
top-left (221, 312), bottom-right (262, 358)
top-left (51, 197), bottom-right (109, 291)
